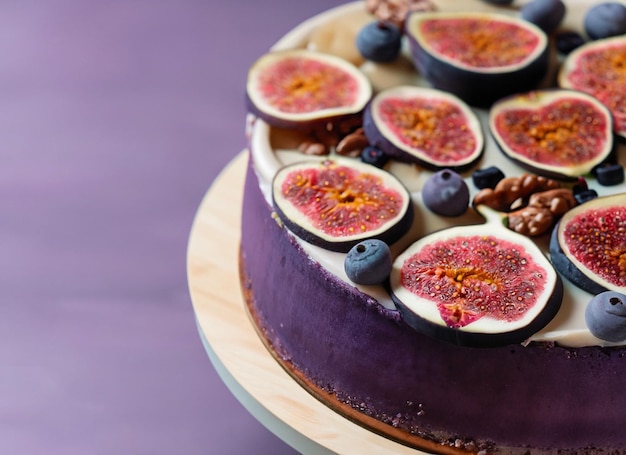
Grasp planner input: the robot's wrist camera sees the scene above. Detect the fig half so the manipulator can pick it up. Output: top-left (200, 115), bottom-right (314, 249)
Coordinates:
top-left (549, 193), bottom-right (626, 295)
top-left (489, 89), bottom-right (614, 180)
top-left (246, 49), bottom-right (372, 130)
top-left (559, 35), bottom-right (626, 139)
top-left (390, 207), bottom-right (562, 347)
top-left (363, 86), bottom-right (483, 171)
top-left (272, 157), bottom-right (413, 253)
top-left (405, 11), bottom-right (549, 107)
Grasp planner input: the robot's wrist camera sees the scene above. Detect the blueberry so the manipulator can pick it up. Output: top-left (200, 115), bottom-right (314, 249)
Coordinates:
top-left (555, 31), bottom-right (585, 54)
top-left (572, 177), bottom-right (597, 204)
top-left (344, 239), bottom-right (392, 285)
top-left (356, 21), bottom-right (402, 63)
top-left (595, 162), bottom-right (625, 186)
top-left (584, 2), bottom-right (626, 40)
top-left (585, 291), bottom-right (626, 342)
top-left (472, 166), bottom-right (505, 190)
top-left (521, 0), bottom-right (566, 33)
top-left (422, 169), bottom-right (469, 217)
top-left (360, 146), bottom-right (389, 168)
top-left (573, 176), bottom-right (590, 192)
top-left (574, 188), bottom-right (598, 205)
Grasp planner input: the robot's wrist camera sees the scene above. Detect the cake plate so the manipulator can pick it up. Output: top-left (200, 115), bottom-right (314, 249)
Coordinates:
top-left (187, 151), bottom-right (424, 455)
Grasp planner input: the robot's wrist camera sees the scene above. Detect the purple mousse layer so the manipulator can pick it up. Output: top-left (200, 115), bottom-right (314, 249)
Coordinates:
top-left (240, 155), bottom-right (626, 453)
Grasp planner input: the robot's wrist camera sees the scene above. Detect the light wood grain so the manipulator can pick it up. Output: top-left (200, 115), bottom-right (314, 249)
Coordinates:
top-left (187, 152), bottom-right (423, 455)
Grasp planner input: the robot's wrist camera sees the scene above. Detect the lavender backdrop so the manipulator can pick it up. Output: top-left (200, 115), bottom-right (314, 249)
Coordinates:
top-left (2, 0), bottom-right (344, 453)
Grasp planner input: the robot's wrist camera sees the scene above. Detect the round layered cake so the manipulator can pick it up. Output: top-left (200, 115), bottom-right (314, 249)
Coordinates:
top-left (239, 0), bottom-right (626, 453)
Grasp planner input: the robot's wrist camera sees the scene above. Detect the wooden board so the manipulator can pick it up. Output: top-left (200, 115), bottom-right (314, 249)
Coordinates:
top-left (187, 152), bottom-right (423, 454)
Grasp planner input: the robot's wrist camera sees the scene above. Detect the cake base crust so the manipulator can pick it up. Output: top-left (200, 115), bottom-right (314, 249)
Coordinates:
top-left (240, 252), bottom-right (479, 455)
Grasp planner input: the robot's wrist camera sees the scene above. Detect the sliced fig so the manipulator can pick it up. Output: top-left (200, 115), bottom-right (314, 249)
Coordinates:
top-left (363, 86), bottom-right (483, 170)
top-left (559, 36), bottom-right (626, 138)
top-left (549, 193), bottom-right (626, 295)
top-left (405, 12), bottom-right (549, 107)
top-left (246, 49), bottom-right (372, 130)
top-left (272, 157), bottom-right (413, 253)
top-left (390, 207), bottom-right (562, 347)
top-left (489, 89), bottom-right (614, 180)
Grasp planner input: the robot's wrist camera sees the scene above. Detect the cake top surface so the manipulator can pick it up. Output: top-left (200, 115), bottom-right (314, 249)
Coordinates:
top-left (247, 0), bottom-right (626, 348)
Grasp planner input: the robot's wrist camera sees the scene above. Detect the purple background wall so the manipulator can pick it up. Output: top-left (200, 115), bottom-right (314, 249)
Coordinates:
top-left (2, 0), bottom-right (343, 453)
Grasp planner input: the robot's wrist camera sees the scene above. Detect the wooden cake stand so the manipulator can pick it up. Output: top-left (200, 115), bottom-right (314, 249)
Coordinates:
top-left (187, 152), bottom-right (424, 454)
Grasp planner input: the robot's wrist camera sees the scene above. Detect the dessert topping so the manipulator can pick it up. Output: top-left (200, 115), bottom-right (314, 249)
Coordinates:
top-left (473, 174), bottom-right (560, 212)
top-left (365, 0), bottom-right (436, 30)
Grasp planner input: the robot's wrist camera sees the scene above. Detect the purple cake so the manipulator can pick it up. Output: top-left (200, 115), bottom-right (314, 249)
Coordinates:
top-left (239, 1), bottom-right (626, 452)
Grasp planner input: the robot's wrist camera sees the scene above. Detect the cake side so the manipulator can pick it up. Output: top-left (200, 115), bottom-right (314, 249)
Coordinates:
top-left (240, 153), bottom-right (626, 454)
top-left (239, 0), bottom-right (626, 452)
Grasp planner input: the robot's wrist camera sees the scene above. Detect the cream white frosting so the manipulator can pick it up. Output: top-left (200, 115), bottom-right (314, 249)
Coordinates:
top-left (248, 0), bottom-right (626, 347)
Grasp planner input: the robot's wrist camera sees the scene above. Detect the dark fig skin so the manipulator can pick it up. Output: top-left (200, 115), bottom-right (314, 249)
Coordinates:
top-left (558, 36), bottom-right (626, 139)
top-left (275, 203), bottom-right (415, 253)
top-left (362, 90), bottom-right (484, 172)
top-left (489, 89), bottom-right (616, 181)
top-left (390, 216), bottom-right (564, 348)
top-left (549, 193), bottom-right (626, 295)
top-left (549, 223), bottom-right (609, 295)
top-left (245, 93), bottom-right (366, 132)
top-left (271, 160), bottom-right (415, 253)
top-left (363, 108), bottom-right (483, 172)
top-left (405, 13), bottom-right (550, 107)
top-left (272, 199), bottom-right (414, 253)
top-left (246, 50), bottom-right (372, 131)
top-left (391, 276), bottom-right (563, 348)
